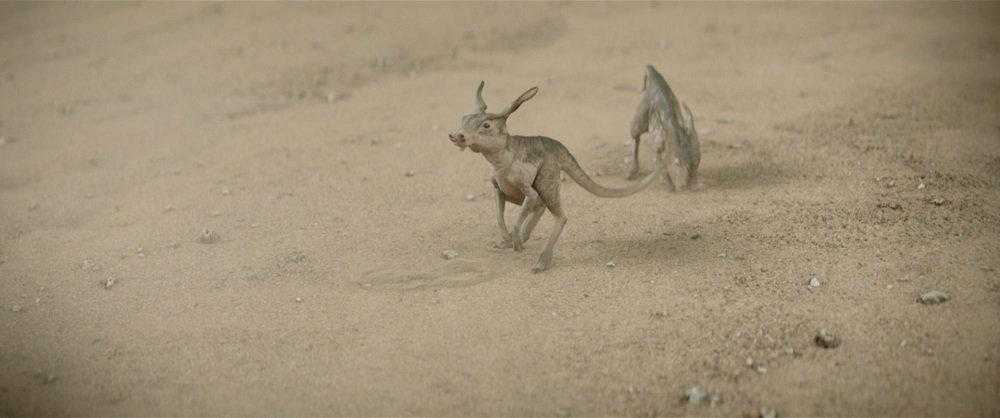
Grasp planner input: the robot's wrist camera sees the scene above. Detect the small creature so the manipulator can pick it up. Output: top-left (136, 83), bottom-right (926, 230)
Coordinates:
top-left (449, 82), bottom-right (661, 272)
top-left (628, 65), bottom-right (702, 191)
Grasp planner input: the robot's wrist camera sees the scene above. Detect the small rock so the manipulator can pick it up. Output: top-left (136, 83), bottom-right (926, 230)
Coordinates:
top-left (745, 357), bottom-right (754, 367)
top-left (11, 304), bottom-right (22, 313)
top-left (759, 407), bottom-right (778, 418)
top-left (465, 194), bottom-right (477, 201)
top-left (441, 250), bottom-right (459, 260)
top-left (250, 223), bottom-right (260, 228)
top-left (294, 297), bottom-right (303, 303)
top-left (404, 170), bottom-right (415, 177)
top-left (684, 386), bottom-right (708, 405)
top-left (221, 188), bottom-right (231, 196)
top-left (754, 365), bottom-right (768, 374)
top-left (783, 346), bottom-right (795, 355)
top-left (104, 275), bottom-right (116, 289)
top-left (210, 210), bottom-right (221, 217)
top-left (196, 229), bottom-right (220, 244)
top-left (163, 205), bottom-right (175, 213)
top-left (605, 261), bottom-right (616, 268)
top-left (917, 182), bottom-right (925, 190)
top-left (808, 276), bottom-right (821, 289)
top-left (917, 290), bottom-right (950, 305)
top-left (814, 329), bottom-right (840, 349)
top-left (930, 197), bottom-right (946, 206)
top-left (690, 233), bottom-right (701, 240)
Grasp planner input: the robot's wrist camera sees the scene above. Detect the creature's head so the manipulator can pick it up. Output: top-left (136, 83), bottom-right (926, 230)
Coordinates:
top-left (449, 81), bottom-right (538, 153)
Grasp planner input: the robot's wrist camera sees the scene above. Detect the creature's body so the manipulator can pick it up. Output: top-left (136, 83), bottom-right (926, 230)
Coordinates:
top-left (628, 65), bottom-right (702, 191)
top-left (450, 82), bottom-right (661, 273)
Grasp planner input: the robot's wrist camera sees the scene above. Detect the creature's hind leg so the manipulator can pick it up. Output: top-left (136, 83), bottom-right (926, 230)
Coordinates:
top-left (532, 184), bottom-right (566, 273)
top-left (627, 134), bottom-right (642, 180)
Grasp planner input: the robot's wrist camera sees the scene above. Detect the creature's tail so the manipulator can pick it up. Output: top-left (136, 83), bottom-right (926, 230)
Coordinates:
top-left (558, 145), bottom-right (661, 198)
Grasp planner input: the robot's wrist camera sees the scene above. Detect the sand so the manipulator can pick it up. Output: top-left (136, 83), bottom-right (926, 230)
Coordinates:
top-left (1, 2), bottom-right (998, 417)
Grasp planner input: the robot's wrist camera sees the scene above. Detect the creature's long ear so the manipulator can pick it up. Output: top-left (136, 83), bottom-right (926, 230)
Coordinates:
top-left (474, 81), bottom-right (487, 113)
top-left (499, 87), bottom-right (538, 117)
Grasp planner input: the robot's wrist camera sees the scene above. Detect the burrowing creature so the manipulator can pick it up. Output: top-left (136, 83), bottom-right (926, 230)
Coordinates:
top-left (449, 82), bottom-right (661, 273)
top-left (628, 65), bottom-right (702, 191)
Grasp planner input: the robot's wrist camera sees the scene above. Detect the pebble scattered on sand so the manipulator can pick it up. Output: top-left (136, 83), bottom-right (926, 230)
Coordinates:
top-left (684, 386), bottom-right (707, 405)
top-left (917, 182), bottom-right (926, 190)
top-left (690, 233), bottom-right (701, 240)
top-left (917, 290), bottom-right (950, 305)
top-left (683, 386), bottom-right (720, 406)
top-left (929, 197), bottom-right (946, 206)
top-left (814, 329), bottom-right (840, 349)
top-left (294, 297), bottom-right (303, 303)
top-left (196, 229), bottom-right (220, 244)
top-left (759, 407), bottom-right (778, 418)
top-left (808, 276), bottom-right (821, 289)
top-left (605, 261), bottom-right (616, 268)
top-left (404, 170), bottom-right (415, 177)
top-left (441, 250), bottom-right (459, 260)
top-left (221, 188), bottom-right (231, 196)
top-left (465, 194), bottom-right (477, 201)
top-left (104, 275), bottom-right (116, 289)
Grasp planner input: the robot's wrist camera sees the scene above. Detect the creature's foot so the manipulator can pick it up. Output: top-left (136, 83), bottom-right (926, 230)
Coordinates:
top-left (531, 252), bottom-right (553, 273)
top-left (626, 165), bottom-right (641, 180)
top-left (492, 236), bottom-right (513, 249)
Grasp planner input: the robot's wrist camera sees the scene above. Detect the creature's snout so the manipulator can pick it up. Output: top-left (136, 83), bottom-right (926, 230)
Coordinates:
top-left (448, 132), bottom-right (467, 149)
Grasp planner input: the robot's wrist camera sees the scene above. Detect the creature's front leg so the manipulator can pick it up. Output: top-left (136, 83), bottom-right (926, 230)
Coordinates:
top-left (492, 180), bottom-right (513, 248)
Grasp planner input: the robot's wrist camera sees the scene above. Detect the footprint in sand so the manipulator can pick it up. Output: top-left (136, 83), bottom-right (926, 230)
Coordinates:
top-left (358, 259), bottom-right (497, 291)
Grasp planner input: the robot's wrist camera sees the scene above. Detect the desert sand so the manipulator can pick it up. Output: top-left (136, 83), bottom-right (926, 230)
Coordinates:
top-left (1, 2), bottom-right (998, 417)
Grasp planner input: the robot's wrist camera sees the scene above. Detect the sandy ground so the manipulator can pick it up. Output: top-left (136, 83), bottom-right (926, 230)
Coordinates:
top-left (1, 2), bottom-right (999, 417)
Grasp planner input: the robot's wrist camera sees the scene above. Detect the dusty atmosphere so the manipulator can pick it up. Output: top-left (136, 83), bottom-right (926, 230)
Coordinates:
top-left (1, 2), bottom-right (999, 417)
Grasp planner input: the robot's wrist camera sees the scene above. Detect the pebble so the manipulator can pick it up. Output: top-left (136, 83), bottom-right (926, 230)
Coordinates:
top-left (465, 194), bottom-right (477, 201)
top-left (104, 275), bottom-right (116, 289)
top-left (196, 229), bottom-right (220, 244)
top-left (814, 329), bottom-right (840, 349)
top-left (759, 407), bottom-right (778, 418)
top-left (690, 233), bottom-right (701, 240)
top-left (294, 297), bottom-right (303, 303)
top-left (404, 170), bottom-right (415, 177)
top-left (808, 276), bottom-right (821, 289)
top-left (605, 261), bottom-right (616, 268)
top-left (684, 386), bottom-right (707, 405)
top-left (917, 182), bottom-right (926, 190)
top-left (221, 188), bottom-right (231, 196)
top-left (917, 290), bottom-right (950, 305)
top-left (11, 304), bottom-right (22, 313)
top-left (441, 250), bottom-right (459, 260)
top-left (930, 197), bottom-right (946, 206)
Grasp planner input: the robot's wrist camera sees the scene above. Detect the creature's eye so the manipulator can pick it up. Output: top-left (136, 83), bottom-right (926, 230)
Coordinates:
top-left (482, 122), bottom-right (490, 129)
